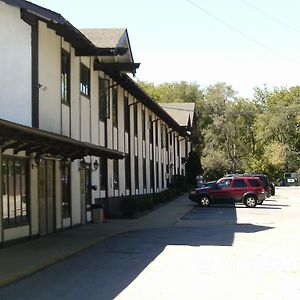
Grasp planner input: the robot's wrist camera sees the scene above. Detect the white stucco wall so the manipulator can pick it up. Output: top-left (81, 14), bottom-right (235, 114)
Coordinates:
top-left (38, 22), bottom-right (61, 133)
top-left (0, 3), bottom-right (31, 126)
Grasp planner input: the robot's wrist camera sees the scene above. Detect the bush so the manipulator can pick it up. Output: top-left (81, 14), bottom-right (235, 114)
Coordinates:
top-left (120, 187), bottom-right (183, 218)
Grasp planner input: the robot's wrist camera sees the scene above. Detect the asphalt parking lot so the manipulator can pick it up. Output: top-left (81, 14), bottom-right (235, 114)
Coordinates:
top-left (0, 187), bottom-right (299, 300)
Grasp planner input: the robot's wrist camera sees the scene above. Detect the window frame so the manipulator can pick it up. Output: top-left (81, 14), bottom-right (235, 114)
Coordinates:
top-left (112, 87), bottom-right (118, 128)
top-left (99, 78), bottom-right (110, 121)
top-left (80, 63), bottom-right (90, 98)
top-left (124, 96), bottom-right (130, 133)
top-left (2, 156), bottom-right (30, 228)
top-left (61, 49), bottom-right (70, 105)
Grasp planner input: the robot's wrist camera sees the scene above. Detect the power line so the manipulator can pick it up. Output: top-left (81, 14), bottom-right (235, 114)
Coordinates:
top-left (185, 0), bottom-right (300, 67)
top-left (240, 0), bottom-right (300, 34)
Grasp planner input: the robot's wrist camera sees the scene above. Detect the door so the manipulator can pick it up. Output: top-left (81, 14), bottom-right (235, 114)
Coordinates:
top-left (80, 164), bottom-right (92, 224)
top-left (38, 159), bottom-right (55, 235)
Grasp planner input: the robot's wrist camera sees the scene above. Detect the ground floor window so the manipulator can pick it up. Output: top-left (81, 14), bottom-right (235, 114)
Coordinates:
top-left (2, 156), bottom-right (29, 228)
top-left (61, 161), bottom-right (71, 218)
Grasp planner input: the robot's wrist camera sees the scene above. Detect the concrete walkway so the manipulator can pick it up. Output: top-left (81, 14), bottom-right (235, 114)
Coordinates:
top-left (0, 193), bottom-right (192, 287)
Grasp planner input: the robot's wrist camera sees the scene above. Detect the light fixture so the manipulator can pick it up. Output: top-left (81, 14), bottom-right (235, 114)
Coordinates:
top-left (79, 158), bottom-right (86, 170)
top-left (32, 154), bottom-right (42, 169)
top-left (93, 160), bottom-right (99, 171)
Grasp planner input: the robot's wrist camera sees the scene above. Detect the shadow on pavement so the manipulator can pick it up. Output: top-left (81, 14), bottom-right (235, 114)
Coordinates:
top-left (0, 203), bottom-right (274, 300)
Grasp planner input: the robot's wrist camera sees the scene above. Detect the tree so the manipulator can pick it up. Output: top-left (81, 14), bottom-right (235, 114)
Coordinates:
top-left (254, 86), bottom-right (300, 175)
top-left (200, 83), bottom-right (258, 177)
top-left (185, 150), bottom-right (202, 186)
top-left (137, 80), bottom-right (203, 104)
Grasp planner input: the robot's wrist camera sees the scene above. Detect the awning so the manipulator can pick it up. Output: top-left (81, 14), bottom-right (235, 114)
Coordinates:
top-left (0, 118), bottom-right (124, 160)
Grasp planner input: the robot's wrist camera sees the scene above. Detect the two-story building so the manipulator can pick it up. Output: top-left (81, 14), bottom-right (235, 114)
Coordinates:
top-left (0, 0), bottom-right (192, 245)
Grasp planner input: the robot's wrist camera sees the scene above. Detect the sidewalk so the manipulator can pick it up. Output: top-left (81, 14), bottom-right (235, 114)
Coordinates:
top-left (0, 193), bottom-right (192, 287)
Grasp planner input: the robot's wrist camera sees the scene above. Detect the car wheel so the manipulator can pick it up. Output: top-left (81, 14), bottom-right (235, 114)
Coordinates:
top-left (244, 195), bottom-right (257, 208)
top-left (257, 199), bottom-right (264, 205)
top-left (199, 195), bottom-right (210, 207)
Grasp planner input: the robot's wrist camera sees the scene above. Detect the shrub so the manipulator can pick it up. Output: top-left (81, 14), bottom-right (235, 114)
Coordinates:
top-left (120, 187), bottom-right (183, 218)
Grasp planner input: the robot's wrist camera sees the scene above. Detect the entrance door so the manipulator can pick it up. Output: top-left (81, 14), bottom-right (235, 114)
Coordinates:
top-left (38, 159), bottom-right (55, 235)
top-left (80, 164), bottom-right (92, 224)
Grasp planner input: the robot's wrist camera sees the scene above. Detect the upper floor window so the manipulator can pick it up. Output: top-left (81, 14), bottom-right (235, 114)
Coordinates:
top-left (99, 78), bottom-right (110, 121)
top-left (149, 117), bottom-right (153, 144)
top-left (61, 50), bottom-right (70, 105)
top-left (80, 63), bottom-right (90, 98)
top-left (112, 88), bottom-right (118, 128)
top-left (124, 96), bottom-right (130, 133)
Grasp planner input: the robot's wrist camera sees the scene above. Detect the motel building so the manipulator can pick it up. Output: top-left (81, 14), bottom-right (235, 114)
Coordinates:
top-left (0, 0), bottom-right (193, 245)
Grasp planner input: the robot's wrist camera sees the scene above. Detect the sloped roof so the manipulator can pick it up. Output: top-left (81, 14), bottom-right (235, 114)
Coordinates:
top-left (80, 28), bottom-right (126, 48)
top-left (159, 103), bottom-right (195, 128)
top-left (81, 28), bottom-right (134, 64)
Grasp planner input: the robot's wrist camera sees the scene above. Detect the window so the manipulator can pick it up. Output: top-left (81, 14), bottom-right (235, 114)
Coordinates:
top-left (124, 96), bottom-right (130, 132)
top-left (80, 63), bottom-right (90, 97)
top-left (2, 157), bottom-right (29, 227)
top-left (165, 128), bottom-right (169, 151)
top-left (248, 179), bottom-right (261, 187)
top-left (99, 78), bottom-right (110, 121)
top-left (149, 117), bottom-right (153, 144)
top-left (161, 125), bottom-right (166, 148)
top-left (61, 50), bottom-right (70, 105)
top-left (113, 160), bottom-right (119, 190)
top-left (61, 161), bottom-right (71, 218)
top-left (112, 88), bottom-right (118, 127)
top-left (233, 179), bottom-right (247, 188)
top-left (134, 104), bottom-right (138, 137)
top-left (217, 179), bottom-right (231, 189)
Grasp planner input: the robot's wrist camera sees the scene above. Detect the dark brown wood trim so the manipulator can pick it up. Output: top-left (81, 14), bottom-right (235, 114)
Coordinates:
top-left (31, 17), bottom-right (39, 128)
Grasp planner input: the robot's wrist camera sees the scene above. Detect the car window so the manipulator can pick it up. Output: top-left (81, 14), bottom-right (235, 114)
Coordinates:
top-left (249, 179), bottom-right (261, 187)
top-left (217, 179), bottom-right (232, 189)
top-left (232, 179), bottom-right (247, 188)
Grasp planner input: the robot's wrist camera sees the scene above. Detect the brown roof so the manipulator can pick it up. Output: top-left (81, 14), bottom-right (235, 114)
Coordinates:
top-left (80, 28), bottom-right (126, 48)
top-left (159, 103), bottom-right (195, 127)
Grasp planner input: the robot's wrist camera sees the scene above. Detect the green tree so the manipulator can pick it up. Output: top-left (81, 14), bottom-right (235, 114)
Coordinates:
top-left (254, 86), bottom-right (300, 175)
top-left (200, 83), bottom-right (258, 178)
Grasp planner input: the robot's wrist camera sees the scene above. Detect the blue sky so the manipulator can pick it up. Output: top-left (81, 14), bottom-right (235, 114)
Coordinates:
top-left (30, 0), bottom-right (300, 98)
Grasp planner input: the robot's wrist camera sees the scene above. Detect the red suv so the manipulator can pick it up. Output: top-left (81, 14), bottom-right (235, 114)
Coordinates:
top-left (189, 176), bottom-right (266, 208)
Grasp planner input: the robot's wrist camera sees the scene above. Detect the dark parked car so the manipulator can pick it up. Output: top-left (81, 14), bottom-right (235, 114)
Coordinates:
top-left (189, 176), bottom-right (266, 208)
top-left (243, 174), bottom-right (275, 197)
top-left (224, 173), bottom-right (275, 197)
